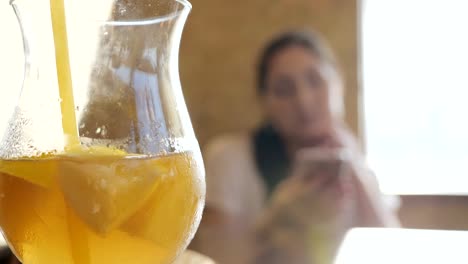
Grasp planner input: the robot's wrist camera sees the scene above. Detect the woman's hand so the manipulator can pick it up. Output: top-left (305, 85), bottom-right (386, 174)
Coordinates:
top-left (269, 148), bottom-right (356, 229)
top-left (263, 123), bottom-right (400, 232)
top-left (253, 124), bottom-right (399, 263)
top-left (255, 148), bottom-right (356, 264)
top-left (265, 122), bottom-right (362, 229)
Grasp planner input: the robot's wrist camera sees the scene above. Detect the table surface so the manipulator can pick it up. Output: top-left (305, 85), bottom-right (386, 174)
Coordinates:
top-left (3, 228), bottom-right (467, 263)
top-left (335, 228), bottom-right (468, 264)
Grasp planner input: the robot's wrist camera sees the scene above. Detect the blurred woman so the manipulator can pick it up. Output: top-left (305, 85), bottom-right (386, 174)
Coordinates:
top-left (192, 30), bottom-right (399, 264)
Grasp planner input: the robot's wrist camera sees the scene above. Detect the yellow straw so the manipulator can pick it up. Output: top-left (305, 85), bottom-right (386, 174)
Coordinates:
top-left (50, 1), bottom-right (89, 263)
top-left (49, 0), bottom-right (80, 148)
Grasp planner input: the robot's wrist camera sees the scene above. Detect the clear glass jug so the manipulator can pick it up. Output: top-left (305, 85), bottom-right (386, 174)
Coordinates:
top-left (0, 0), bottom-right (205, 263)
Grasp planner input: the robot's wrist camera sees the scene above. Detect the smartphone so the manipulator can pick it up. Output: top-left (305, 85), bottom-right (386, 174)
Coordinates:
top-left (293, 148), bottom-right (352, 183)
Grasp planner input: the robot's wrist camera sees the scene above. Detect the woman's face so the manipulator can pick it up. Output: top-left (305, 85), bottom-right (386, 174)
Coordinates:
top-left (263, 45), bottom-right (342, 146)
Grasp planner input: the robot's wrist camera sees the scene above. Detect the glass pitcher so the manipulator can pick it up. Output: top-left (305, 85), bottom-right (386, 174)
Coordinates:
top-left (0, 0), bottom-right (205, 263)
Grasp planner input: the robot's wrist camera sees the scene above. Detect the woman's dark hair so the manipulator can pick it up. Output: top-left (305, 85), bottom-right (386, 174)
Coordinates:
top-left (257, 30), bottom-right (339, 94)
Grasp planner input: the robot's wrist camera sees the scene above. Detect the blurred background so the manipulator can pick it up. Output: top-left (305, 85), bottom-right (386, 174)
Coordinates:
top-left (180, 0), bottom-right (468, 231)
top-left (179, 0), bottom-right (360, 146)
top-left (1, 0), bottom-right (468, 234)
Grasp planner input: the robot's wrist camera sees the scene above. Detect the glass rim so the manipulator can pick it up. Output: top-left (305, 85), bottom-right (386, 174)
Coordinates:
top-left (10, 0), bottom-right (192, 26)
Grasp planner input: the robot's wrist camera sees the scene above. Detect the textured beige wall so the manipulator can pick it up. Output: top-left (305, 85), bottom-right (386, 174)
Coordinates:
top-left (180, 0), bottom-right (358, 147)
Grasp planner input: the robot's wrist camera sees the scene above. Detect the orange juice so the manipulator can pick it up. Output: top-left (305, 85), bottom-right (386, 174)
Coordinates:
top-left (0, 152), bottom-right (205, 264)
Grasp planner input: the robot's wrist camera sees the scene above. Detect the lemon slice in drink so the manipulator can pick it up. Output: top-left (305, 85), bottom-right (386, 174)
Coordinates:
top-left (57, 146), bottom-right (170, 234)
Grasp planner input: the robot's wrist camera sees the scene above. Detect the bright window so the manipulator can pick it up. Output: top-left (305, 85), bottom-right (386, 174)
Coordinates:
top-left (362, 0), bottom-right (468, 194)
